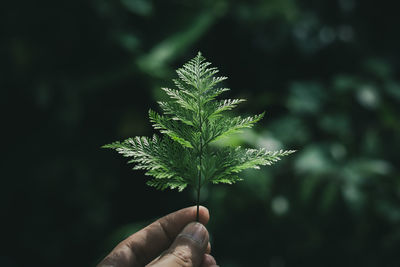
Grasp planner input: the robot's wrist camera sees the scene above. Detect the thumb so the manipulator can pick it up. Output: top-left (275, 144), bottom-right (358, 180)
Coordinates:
top-left (147, 222), bottom-right (209, 267)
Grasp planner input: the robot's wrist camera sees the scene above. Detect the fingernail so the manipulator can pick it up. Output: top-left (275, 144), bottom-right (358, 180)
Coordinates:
top-left (179, 222), bottom-right (208, 246)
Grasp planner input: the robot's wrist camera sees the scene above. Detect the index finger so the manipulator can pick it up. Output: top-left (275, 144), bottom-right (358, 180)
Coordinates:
top-left (97, 206), bottom-right (209, 267)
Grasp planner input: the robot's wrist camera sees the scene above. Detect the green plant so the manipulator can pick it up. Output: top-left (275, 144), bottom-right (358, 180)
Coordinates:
top-left (103, 52), bottom-right (295, 220)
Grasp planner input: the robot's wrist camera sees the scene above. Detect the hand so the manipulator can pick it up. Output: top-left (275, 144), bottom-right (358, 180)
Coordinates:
top-left (97, 206), bottom-right (219, 267)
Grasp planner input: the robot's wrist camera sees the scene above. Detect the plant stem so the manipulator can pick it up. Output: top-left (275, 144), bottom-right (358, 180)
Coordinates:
top-left (196, 182), bottom-right (200, 222)
top-left (196, 118), bottom-right (203, 222)
top-left (196, 75), bottom-right (203, 222)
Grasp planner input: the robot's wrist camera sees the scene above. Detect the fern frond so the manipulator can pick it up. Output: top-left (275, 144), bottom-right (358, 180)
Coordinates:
top-left (176, 52), bottom-right (227, 94)
top-left (211, 176), bottom-right (243, 185)
top-left (147, 179), bottom-right (188, 192)
top-left (209, 148), bottom-right (296, 184)
top-left (207, 76), bottom-right (228, 89)
top-left (103, 135), bottom-right (198, 190)
top-left (202, 87), bottom-right (230, 104)
top-left (205, 112), bottom-right (265, 143)
top-left (149, 110), bottom-right (194, 148)
top-left (161, 87), bottom-right (197, 111)
top-left (208, 98), bottom-right (246, 118)
top-left (103, 52), bottom-right (295, 195)
top-left (228, 148), bottom-right (297, 172)
top-left (158, 101), bottom-right (195, 126)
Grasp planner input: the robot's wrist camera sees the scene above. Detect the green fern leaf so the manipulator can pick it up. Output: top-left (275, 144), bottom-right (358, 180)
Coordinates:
top-left (103, 52), bottom-right (296, 210)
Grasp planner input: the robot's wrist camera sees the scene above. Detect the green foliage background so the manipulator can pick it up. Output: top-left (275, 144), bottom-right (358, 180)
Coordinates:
top-left (3, 0), bottom-right (400, 266)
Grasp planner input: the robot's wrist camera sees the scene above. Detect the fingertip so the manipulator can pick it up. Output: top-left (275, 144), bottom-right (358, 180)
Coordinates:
top-left (151, 222), bottom-right (209, 266)
top-left (178, 222), bottom-right (209, 248)
top-left (206, 242), bottom-right (211, 254)
top-left (199, 205), bottom-right (209, 216)
top-left (201, 254), bottom-right (217, 267)
top-left (193, 205), bottom-right (209, 225)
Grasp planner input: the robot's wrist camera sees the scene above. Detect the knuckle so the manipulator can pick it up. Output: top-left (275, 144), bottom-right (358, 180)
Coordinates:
top-left (171, 246), bottom-right (193, 267)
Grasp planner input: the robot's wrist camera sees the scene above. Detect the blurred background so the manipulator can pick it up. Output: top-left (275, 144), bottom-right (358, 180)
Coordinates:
top-left (2, 0), bottom-right (400, 266)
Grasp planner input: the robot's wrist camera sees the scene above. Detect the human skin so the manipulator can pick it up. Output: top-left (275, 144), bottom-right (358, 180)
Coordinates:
top-left (97, 206), bottom-right (218, 267)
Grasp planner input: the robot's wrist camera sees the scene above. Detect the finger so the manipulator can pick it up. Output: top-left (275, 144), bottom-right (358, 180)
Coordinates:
top-left (97, 206), bottom-right (209, 267)
top-left (147, 222), bottom-right (209, 267)
top-left (147, 241), bottom-right (211, 266)
top-left (200, 254), bottom-right (217, 267)
top-left (206, 242), bottom-right (211, 254)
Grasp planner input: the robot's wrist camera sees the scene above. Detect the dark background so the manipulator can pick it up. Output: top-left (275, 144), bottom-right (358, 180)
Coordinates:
top-left (2, 0), bottom-right (400, 266)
